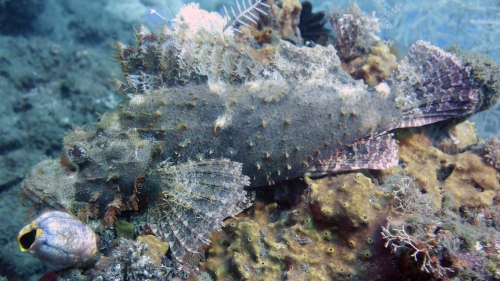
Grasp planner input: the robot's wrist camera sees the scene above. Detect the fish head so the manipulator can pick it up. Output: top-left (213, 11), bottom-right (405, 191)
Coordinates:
top-left (22, 123), bottom-right (154, 222)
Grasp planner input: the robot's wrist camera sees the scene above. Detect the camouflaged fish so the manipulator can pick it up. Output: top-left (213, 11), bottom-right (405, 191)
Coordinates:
top-left (21, 4), bottom-right (499, 268)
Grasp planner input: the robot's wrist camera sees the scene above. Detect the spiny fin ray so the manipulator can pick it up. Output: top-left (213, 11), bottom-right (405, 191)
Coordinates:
top-left (306, 134), bottom-right (398, 176)
top-left (148, 158), bottom-right (251, 265)
top-left (390, 41), bottom-right (480, 129)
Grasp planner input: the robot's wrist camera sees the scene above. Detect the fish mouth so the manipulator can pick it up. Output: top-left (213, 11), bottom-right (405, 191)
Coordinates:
top-left (21, 159), bottom-right (78, 211)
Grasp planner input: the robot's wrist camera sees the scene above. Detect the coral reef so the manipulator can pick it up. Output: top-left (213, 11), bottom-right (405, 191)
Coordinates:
top-left (232, 0), bottom-right (303, 47)
top-left (196, 125), bottom-right (500, 280)
top-left (233, 0), bottom-right (331, 48)
top-left (348, 41), bottom-right (397, 87)
top-left (271, 0), bottom-right (303, 44)
top-left (477, 135), bottom-right (500, 170)
top-left (329, 4), bottom-right (397, 86)
top-left (10, 2), bottom-right (500, 281)
top-left (298, 1), bottom-right (331, 45)
top-left (385, 129), bottom-right (500, 209)
top-left (367, 128), bottom-right (500, 279)
top-left (308, 173), bottom-right (382, 228)
top-left (437, 121), bottom-right (479, 154)
top-left (87, 237), bottom-right (175, 280)
top-left (137, 235), bottom-right (170, 264)
top-left (380, 169), bottom-right (500, 280)
top-left (114, 220), bottom-right (136, 240)
top-left (199, 173), bottom-right (393, 280)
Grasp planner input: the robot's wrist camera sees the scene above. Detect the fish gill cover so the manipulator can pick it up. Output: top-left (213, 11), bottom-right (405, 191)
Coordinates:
top-left (15, 1), bottom-right (500, 280)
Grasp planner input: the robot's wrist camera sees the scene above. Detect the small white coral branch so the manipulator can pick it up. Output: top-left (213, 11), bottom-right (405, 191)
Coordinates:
top-left (392, 176), bottom-right (413, 213)
top-left (392, 177), bottom-right (434, 216)
top-left (381, 223), bottom-right (453, 277)
top-left (381, 223), bottom-right (422, 258)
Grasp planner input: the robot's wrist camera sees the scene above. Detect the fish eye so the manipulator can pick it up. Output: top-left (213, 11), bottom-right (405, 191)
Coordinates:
top-left (67, 144), bottom-right (88, 164)
top-left (71, 145), bottom-right (83, 158)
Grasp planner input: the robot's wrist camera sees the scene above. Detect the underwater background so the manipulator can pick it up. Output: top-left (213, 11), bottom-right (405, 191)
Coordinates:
top-left (0, 0), bottom-right (499, 280)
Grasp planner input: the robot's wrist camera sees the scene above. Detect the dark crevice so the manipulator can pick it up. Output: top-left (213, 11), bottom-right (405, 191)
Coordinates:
top-left (437, 163), bottom-right (455, 182)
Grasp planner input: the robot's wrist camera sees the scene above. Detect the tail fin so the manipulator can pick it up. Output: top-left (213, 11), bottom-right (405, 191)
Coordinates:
top-left (388, 41), bottom-right (482, 129)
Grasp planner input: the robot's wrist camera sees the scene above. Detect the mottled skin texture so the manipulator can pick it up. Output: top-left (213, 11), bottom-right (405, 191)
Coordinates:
top-left (117, 81), bottom-right (400, 187)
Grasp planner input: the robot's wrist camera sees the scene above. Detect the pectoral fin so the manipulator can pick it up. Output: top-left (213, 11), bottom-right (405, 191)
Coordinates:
top-left (147, 158), bottom-right (251, 266)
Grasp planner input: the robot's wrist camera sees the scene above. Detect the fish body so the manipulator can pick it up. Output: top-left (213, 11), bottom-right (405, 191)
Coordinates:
top-left (20, 4), bottom-right (499, 268)
top-left (118, 80), bottom-right (400, 187)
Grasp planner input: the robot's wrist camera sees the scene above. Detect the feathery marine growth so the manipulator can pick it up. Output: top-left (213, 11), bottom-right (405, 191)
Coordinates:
top-left (222, 0), bottom-right (270, 33)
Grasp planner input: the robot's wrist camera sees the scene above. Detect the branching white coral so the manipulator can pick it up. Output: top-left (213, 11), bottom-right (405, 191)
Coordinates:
top-left (381, 223), bottom-right (453, 277)
top-left (392, 177), bottom-right (435, 216)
